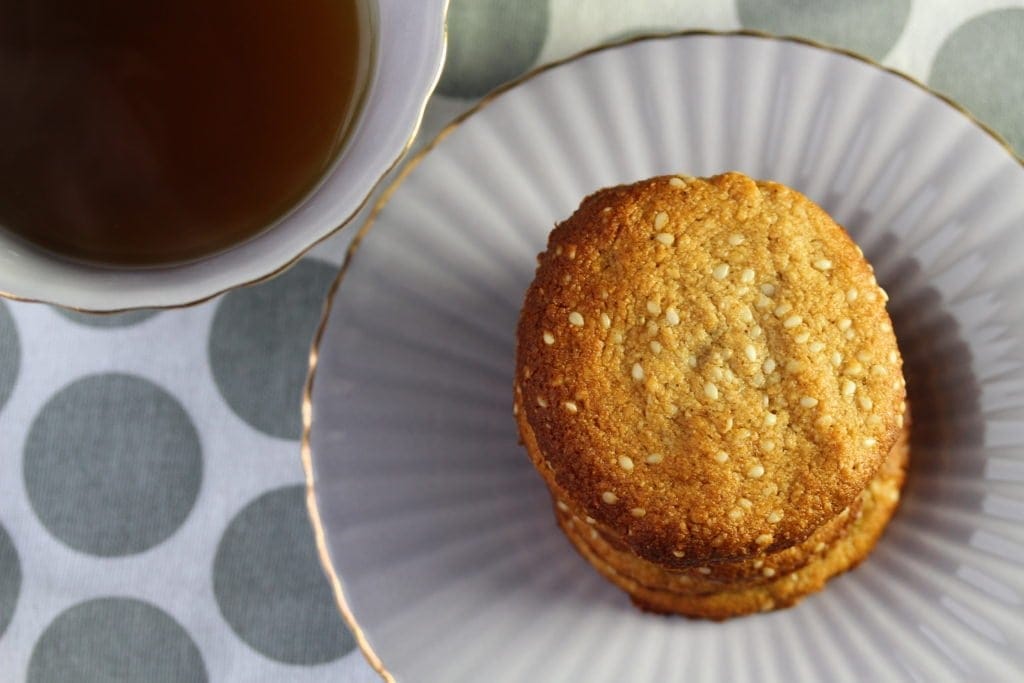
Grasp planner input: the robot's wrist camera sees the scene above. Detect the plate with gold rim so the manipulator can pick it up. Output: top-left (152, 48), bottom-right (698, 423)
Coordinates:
top-left (305, 31), bottom-right (1024, 682)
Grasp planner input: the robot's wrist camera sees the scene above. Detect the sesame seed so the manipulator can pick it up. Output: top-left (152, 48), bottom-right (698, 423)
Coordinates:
top-left (563, 401), bottom-right (578, 413)
top-left (831, 352), bottom-right (843, 367)
top-left (665, 307), bottom-right (680, 325)
top-left (762, 358), bottom-right (777, 374)
top-left (774, 302), bottom-right (792, 317)
top-left (601, 491), bottom-right (618, 504)
top-left (698, 567), bottom-right (712, 575)
top-left (712, 263), bottom-right (730, 280)
top-left (859, 396), bottom-right (874, 410)
top-left (764, 482), bottom-right (779, 496)
top-left (744, 345), bottom-right (757, 362)
top-left (556, 500), bottom-right (570, 512)
top-left (739, 305), bottom-right (754, 323)
top-left (646, 321), bottom-right (659, 336)
top-left (761, 283), bottom-right (776, 296)
top-left (655, 232), bottom-right (675, 245)
top-left (872, 364), bottom-right (888, 376)
top-left (747, 464), bottom-right (765, 479)
top-left (646, 300), bottom-right (661, 315)
top-left (631, 507), bottom-right (647, 518)
top-left (687, 355), bottom-right (698, 368)
top-left (714, 451), bottom-right (730, 463)
top-left (783, 315), bottom-right (803, 329)
top-left (888, 350), bottom-right (899, 363)
top-left (618, 456), bottom-right (634, 472)
top-left (868, 414), bottom-right (883, 425)
top-left (585, 516), bottom-right (596, 525)
top-left (543, 331), bottom-right (555, 345)
top-left (671, 549), bottom-right (685, 558)
top-left (569, 311), bottom-right (584, 326)
top-left (729, 508), bottom-right (743, 521)
top-left (537, 396), bottom-right (548, 408)
top-left (879, 320), bottom-right (893, 332)
top-left (814, 542), bottom-right (827, 553)
top-left (554, 245), bottom-right (562, 256)
top-left (845, 328), bottom-right (856, 340)
top-left (762, 440), bottom-right (776, 452)
top-left (740, 268), bottom-right (756, 284)
top-left (728, 233), bottom-right (745, 246)
top-left (842, 379), bottom-right (857, 396)
top-left (589, 529), bottom-right (599, 540)
top-left (768, 511), bottom-right (783, 523)
top-left (646, 453), bottom-right (664, 464)
top-left (838, 318), bottom-right (852, 331)
top-left (847, 288), bottom-right (859, 302)
top-left (817, 414), bottom-right (835, 427)
top-left (753, 559), bottom-right (765, 569)
top-left (648, 341), bottom-right (662, 355)
top-left (845, 362), bottom-right (864, 376)
top-left (566, 245), bottom-right (577, 260)
top-left (600, 313), bottom-right (611, 329)
top-left (863, 437), bottom-right (877, 447)
top-left (631, 363), bottom-right (644, 381)
top-left (866, 291), bottom-right (878, 302)
top-left (739, 498), bottom-right (753, 510)
top-left (654, 211), bottom-right (669, 230)
top-left (611, 331), bottom-right (624, 343)
top-left (512, 402), bottom-right (519, 415)
top-left (751, 324), bottom-right (764, 339)
top-left (794, 331), bottom-right (810, 344)
top-left (896, 414), bottom-right (904, 428)
top-left (856, 350), bottom-right (872, 363)
top-left (809, 341), bottom-right (825, 352)
top-left (724, 368), bottom-right (736, 383)
top-left (756, 534), bottom-right (773, 546)
top-left (704, 382), bottom-right (720, 400)
top-left (669, 177), bottom-right (686, 188)
top-left (785, 359), bottom-right (803, 373)
top-left (764, 413), bottom-right (778, 426)
top-left (814, 259), bottom-right (833, 271)
top-left (763, 567), bottom-right (777, 578)
top-left (756, 295), bottom-right (772, 309)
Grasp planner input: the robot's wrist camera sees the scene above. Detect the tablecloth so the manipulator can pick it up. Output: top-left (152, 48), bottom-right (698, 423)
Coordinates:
top-left (0, 1), bottom-right (1021, 680)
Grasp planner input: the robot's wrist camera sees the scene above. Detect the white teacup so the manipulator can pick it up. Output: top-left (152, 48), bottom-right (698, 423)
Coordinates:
top-left (0, 0), bottom-right (448, 312)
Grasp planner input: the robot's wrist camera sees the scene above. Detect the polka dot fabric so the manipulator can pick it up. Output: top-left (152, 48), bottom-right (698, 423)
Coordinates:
top-left (0, 0), bottom-right (1020, 679)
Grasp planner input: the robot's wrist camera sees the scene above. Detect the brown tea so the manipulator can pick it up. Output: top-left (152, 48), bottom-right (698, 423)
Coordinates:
top-left (0, 0), bottom-right (369, 266)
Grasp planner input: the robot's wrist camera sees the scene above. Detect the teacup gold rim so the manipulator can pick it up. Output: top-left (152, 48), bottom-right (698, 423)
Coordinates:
top-left (302, 28), bottom-right (1022, 683)
top-left (0, 0), bottom-right (451, 316)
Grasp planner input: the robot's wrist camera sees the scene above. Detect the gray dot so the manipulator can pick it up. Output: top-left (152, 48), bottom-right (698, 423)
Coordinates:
top-left (929, 9), bottom-right (1024, 155)
top-left (214, 485), bottom-right (353, 664)
top-left (0, 523), bottom-right (21, 638)
top-left (0, 301), bottom-right (19, 414)
top-left (24, 373), bottom-right (202, 556)
top-left (437, 0), bottom-right (550, 98)
top-left (28, 597), bottom-right (207, 683)
top-left (56, 309), bottom-right (159, 328)
top-left (737, 0), bottom-right (911, 61)
top-left (209, 258), bottom-right (336, 440)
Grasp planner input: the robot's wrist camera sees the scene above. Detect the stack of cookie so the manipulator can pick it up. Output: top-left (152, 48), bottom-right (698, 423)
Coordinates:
top-left (514, 173), bottom-right (908, 619)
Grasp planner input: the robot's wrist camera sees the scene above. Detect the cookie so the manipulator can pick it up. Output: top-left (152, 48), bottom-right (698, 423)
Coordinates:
top-left (515, 172), bottom-right (906, 566)
top-left (558, 422), bottom-right (909, 619)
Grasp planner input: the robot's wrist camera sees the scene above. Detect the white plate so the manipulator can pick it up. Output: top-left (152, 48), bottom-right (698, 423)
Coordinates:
top-left (305, 32), bottom-right (1024, 682)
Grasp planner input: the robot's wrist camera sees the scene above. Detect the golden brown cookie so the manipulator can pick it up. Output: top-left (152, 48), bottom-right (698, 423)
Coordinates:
top-left (558, 423), bottom-right (909, 619)
top-left (514, 172), bottom-right (906, 566)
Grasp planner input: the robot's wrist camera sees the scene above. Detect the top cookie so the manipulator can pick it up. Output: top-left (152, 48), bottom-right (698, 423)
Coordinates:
top-left (515, 172), bottom-right (906, 566)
